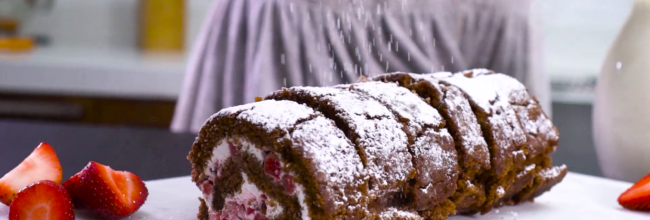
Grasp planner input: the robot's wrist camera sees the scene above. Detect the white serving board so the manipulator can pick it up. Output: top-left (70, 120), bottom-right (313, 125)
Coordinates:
top-left (1, 172), bottom-right (650, 220)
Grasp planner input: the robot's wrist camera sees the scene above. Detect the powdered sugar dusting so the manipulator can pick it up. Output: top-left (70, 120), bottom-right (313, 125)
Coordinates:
top-left (379, 208), bottom-right (423, 220)
top-left (278, 86), bottom-right (412, 197)
top-left (412, 129), bottom-right (458, 194)
top-left (236, 100), bottom-right (314, 132)
top-left (525, 164), bottom-right (536, 172)
top-left (512, 150), bottom-right (526, 159)
top-left (374, 72), bottom-right (491, 175)
top-left (439, 72), bottom-right (528, 175)
top-left (485, 109), bottom-right (522, 175)
top-left (474, 72), bottom-right (558, 157)
top-left (496, 186), bottom-right (505, 197)
top-left (290, 116), bottom-right (366, 212)
top-left (210, 100), bottom-right (315, 133)
top-left (338, 81), bottom-right (444, 136)
top-left (442, 86), bottom-right (491, 169)
top-left (408, 72), bottom-right (452, 81)
top-left (514, 101), bottom-right (558, 157)
top-left (441, 72), bottom-right (498, 113)
top-left (467, 71), bottom-right (530, 106)
top-left (519, 164), bottom-right (537, 179)
top-left (540, 165), bottom-right (567, 180)
top-left (395, 74), bottom-right (490, 172)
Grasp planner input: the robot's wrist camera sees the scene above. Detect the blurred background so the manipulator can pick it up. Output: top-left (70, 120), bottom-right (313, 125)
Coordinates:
top-left (0, 0), bottom-right (637, 180)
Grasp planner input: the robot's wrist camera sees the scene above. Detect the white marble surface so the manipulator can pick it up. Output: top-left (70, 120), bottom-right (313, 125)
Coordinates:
top-left (0, 172), bottom-right (649, 219)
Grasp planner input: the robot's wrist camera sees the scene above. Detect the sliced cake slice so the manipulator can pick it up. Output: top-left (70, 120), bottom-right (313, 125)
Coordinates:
top-left (373, 73), bottom-right (491, 214)
top-left (462, 70), bottom-right (563, 204)
top-left (464, 69), bottom-right (558, 163)
top-left (266, 86), bottom-right (414, 213)
top-left (336, 81), bottom-right (459, 219)
top-left (435, 71), bottom-right (528, 213)
top-left (188, 100), bottom-right (369, 219)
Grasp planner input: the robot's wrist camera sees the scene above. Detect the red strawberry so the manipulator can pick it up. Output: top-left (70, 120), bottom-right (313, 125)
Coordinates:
top-left (68, 161), bottom-right (148, 219)
top-left (264, 153), bottom-right (282, 180)
top-left (8, 180), bottom-right (74, 220)
top-left (62, 171), bottom-right (84, 208)
top-left (0, 143), bottom-right (63, 206)
top-left (619, 172), bottom-right (650, 211)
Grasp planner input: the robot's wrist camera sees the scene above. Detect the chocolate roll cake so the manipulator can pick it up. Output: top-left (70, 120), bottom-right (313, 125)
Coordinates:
top-left (188, 69), bottom-right (567, 220)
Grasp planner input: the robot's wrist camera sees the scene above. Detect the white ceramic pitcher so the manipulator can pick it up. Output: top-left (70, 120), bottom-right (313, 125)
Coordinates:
top-left (594, 0), bottom-right (650, 182)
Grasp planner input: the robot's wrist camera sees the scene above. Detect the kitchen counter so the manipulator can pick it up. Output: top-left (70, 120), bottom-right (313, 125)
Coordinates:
top-left (0, 47), bottom-right (186, 100)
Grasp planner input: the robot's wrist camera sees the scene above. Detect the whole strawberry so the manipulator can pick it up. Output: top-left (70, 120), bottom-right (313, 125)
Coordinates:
top-left (64, 161), bottom-right (148, 219)
top-left (619, 172), bottom-right (650, 211)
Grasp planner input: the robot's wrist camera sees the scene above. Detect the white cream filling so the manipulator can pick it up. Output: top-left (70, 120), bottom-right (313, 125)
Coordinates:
top-left (204, 140), bottom-right (231, 178)
top-left (201, 136), bottom-right (308, 218)
top-left (225, 173), bottom-right (283, 218)
top-left (202, 140), bottom-right (231, 210)
top-left (295, 185), bottom-right (311, 220)
top-left (202, 137), bottom-right (265, 212)
top-left (238, 138), bottom-right (265, 161)
top-left (266, 196), bottom-right (284, 218)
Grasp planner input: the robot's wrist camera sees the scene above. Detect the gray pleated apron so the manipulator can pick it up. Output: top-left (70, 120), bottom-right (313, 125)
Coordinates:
top-left (172, 0), bottom-right (549, 133)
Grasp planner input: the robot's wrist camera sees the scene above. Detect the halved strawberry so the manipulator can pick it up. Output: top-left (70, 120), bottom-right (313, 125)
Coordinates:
top-left (68, 161), bottom-right (148, 219)
top-left (9, 180), bottom-right (74, 220)
top-left (0, 143), bottom-right (63, 206)
top-left (62, 171), bottom-right (83, 208)
top-left (619, 172), bottom-right (650, 211)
